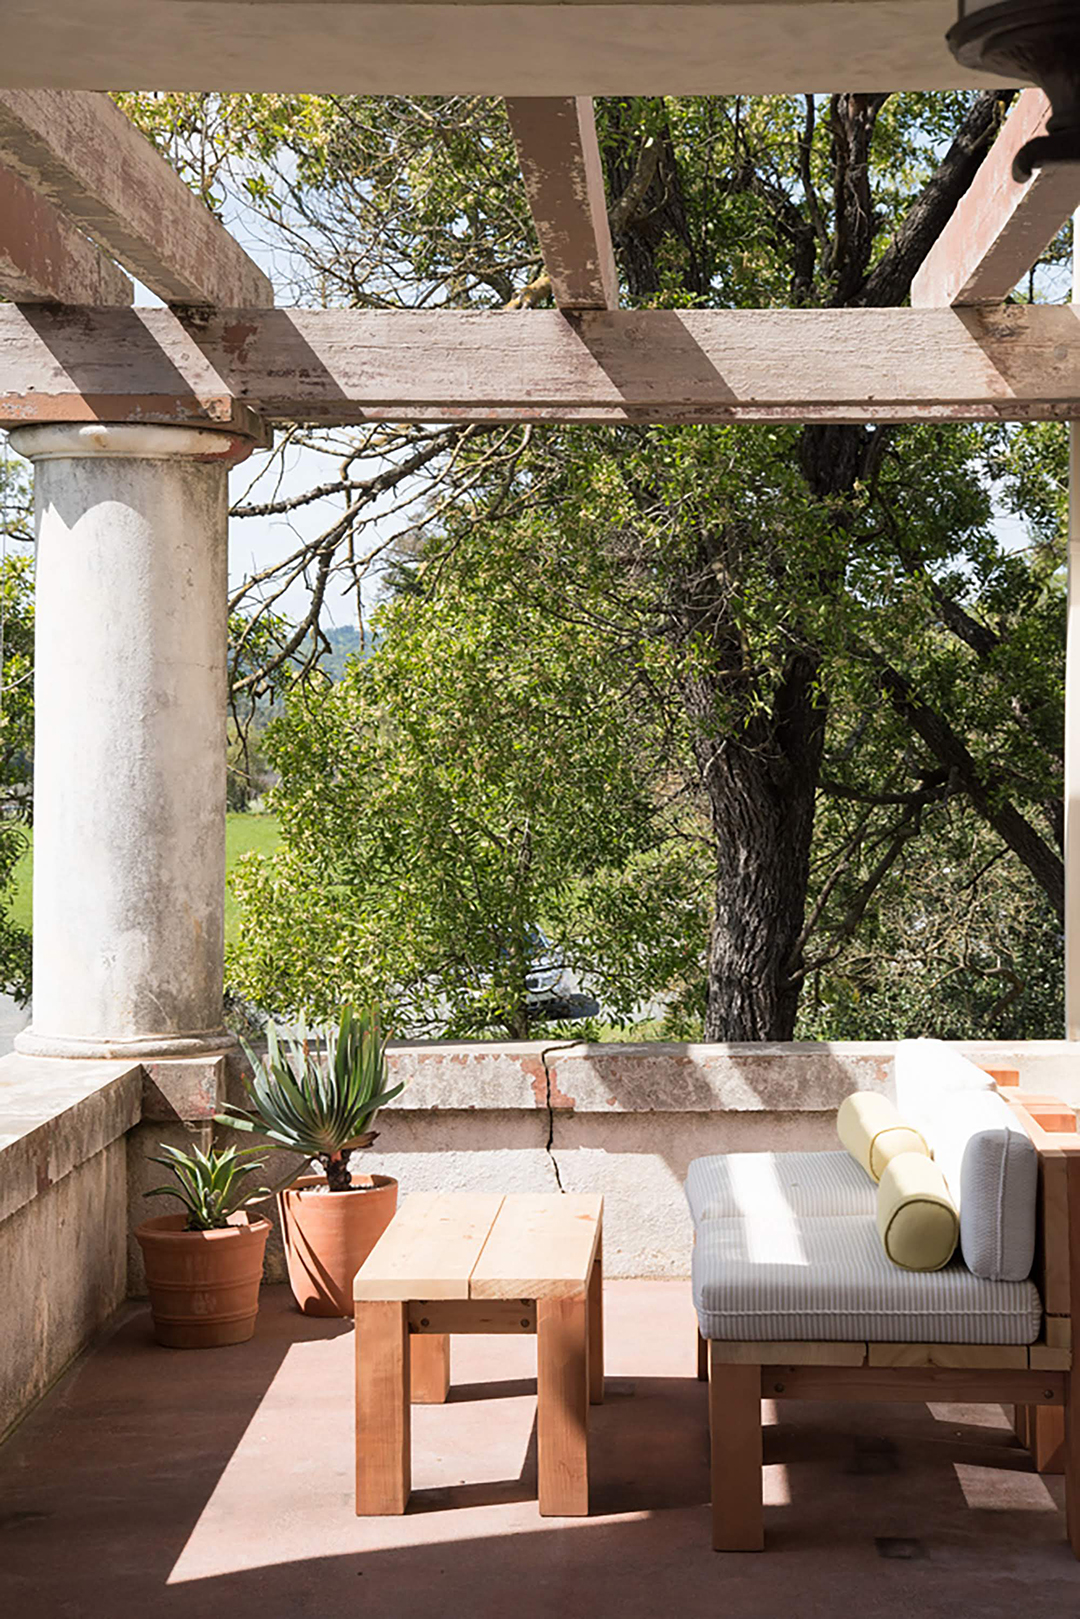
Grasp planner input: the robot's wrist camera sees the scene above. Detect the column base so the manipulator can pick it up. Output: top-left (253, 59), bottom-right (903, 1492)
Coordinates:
top-left (14, 1028), bottom-right (238, 1061)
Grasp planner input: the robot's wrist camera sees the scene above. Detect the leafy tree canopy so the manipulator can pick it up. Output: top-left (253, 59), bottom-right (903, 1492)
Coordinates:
top-left (117, 90), bottom-right (1069, 1042)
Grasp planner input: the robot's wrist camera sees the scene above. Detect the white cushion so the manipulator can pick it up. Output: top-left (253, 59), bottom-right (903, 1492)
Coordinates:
top-left (685, 1150), bottom-right (876, 1224)
top-left (693, 1213), bottom-right (1042, 1344)
top-left (893, 1038), bottom-right (993, 1121)
top-left (892, 1040), bottom-right (1036, 1281)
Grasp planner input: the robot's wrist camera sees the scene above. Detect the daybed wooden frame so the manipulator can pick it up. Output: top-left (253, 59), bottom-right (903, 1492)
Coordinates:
top-left (701, 1094), bottom-right (1080, 1554)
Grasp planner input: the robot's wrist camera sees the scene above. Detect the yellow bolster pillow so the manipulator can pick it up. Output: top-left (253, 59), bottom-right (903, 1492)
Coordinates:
top-left (837, 1091), bottom-right (929, 1183)
top-left (877, 1152), bottom-right (960, 1272)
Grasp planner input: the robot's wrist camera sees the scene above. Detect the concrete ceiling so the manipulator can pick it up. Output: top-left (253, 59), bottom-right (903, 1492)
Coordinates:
top-left (0, 1), bottom-right (1019, 96)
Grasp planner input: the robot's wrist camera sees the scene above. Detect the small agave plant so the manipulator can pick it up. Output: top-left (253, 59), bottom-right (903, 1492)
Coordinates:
top-left (218, 1005), bottom-right (404, 1191)
top-left (145, 1142), bottom-right (270, 1230)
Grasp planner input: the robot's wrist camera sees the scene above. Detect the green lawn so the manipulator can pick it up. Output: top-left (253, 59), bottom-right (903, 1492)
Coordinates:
top-left (10, 812), bottom-right (281, 948)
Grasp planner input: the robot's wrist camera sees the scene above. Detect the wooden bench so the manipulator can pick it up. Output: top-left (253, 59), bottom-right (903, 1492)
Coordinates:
top-left (353, 1192), bottom-right (603, 1517)
top-left (702, 1093), bottom-right (1079, 1553)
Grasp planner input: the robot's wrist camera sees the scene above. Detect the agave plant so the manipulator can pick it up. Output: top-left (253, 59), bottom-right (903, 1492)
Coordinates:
top-left (219, 1006), bottom-right (404, 1192)
top-left (145, 1142), bottom-right (270, 1231)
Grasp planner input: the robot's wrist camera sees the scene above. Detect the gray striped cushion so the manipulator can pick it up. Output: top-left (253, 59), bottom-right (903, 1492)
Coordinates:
top-left (685, 1150), bottom-right (876, 1225)
top-left (693, 1214), bottom-right (1042, 1344)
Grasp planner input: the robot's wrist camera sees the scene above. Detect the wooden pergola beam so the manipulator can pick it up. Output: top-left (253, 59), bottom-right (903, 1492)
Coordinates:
top-left (912, 91), bottom-right (1080, 309)
top-left (1, 304), bottom-right (1079, 429)
top-left (0, 162), bottom-right (133, 306)
top-left (0, 91), bottom-right (272, 310)
top-left (0, 1), bottom-right (1017, 97)
top-left (505, 98), bottom-right (618, 311)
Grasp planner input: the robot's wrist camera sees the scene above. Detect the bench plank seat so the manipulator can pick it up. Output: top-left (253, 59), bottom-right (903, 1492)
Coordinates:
top-left (353, 1192), bottom-right (505, 1301)
top-left (471, 1193), bottom-right (602, 1300)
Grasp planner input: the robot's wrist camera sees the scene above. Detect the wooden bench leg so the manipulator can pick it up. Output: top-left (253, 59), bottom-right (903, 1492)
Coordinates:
top-left (588, 1230), bottom-right (604, 1405)
top-left (709, 1346), bottom-right (764, 1552)
top-left (1028, 1404), bottom-right (1066, 1474)
top-left (1067, 1371), bottom-right (1080, 1557)
top-left (410, 1334), bottom-right (451, 1404)
top-left (356, 1300), bottom-right (411, 1514)
top-left (537, 1293), bottom-right (589, 1516)
top-left (697, 1329), bottom-right (708, 1381)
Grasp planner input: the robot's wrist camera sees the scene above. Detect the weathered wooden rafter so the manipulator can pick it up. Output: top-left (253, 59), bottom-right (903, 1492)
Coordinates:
top-left (912, 90), bottom-right (1080, 308)
top-left (1, 304), bottom-right (1078, 430)
top-left (0, 1), bottom-right (1016, 97)
top-left (0, 90), bottom-right (272, 310)
top-left (0, 162), bottom-right (133, 306)
top-left (504, 98), bottom-right (618, 311)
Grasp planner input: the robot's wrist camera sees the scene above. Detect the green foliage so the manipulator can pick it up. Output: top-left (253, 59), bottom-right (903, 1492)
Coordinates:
top-left (226, 557), bottom-right (710, 1038)
top-left (144, 1142), bottom-right (269, 1232)
top-left (218, 1006), bottom-right (403, 1190)
top-left (797, 822), bottom-right (1063, 1043)
top-left (0, 538), bottom-right (34, 1003)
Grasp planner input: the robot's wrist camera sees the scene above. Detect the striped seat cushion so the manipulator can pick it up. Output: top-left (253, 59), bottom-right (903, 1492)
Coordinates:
top-left (686, 1150), bottom-right (876, 1225)
top-left (693, 1214), bottom-right (1042, 1344)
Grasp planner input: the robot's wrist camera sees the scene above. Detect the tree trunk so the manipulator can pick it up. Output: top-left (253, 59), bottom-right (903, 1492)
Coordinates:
top-left (696, 652), bottom-right (827, 1041)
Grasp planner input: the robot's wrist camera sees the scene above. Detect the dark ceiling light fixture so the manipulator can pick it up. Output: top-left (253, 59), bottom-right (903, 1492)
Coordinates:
top-left (948, 0), bottom-right (1080, 181)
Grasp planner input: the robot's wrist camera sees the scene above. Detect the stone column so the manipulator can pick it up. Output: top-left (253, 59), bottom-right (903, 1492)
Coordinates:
top-left (8, 423), bottom-right (254, 1059)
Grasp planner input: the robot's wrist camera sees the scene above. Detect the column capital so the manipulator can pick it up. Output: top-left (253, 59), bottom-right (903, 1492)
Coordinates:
top-left (9, 422), bottom-right (257, 467)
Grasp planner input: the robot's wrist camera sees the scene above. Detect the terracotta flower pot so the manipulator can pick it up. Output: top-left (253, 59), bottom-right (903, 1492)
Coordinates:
top-left (135, 1212), bottom-right (270, 1349)
top-left (278, 1173), bottom-right (398, 1317)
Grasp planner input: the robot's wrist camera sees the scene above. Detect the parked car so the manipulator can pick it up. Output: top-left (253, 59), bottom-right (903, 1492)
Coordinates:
top-left (523, 927), bottom-right (599, 1022)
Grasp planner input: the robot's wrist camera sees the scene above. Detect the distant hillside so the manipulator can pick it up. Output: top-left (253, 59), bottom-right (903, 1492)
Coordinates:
top-left (317, 624), bottom-right (370, 681)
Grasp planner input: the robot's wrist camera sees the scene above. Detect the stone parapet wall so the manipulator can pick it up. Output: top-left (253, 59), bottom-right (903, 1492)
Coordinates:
top-left (0, 1054), bottom-right (141, 1443)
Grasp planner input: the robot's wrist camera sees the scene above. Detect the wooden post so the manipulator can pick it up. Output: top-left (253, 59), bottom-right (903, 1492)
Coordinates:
top-left (1065, 1149), bottom-right (1080, 1555)
top-left (1069, 212), bottom-right (1080, 1041)
top-left (537, 1293), bottom-right (590, 1516)
top-left (409, 1334), bottom-right (451, 1404)
top-left (355, 1300), bottom-right (411, 1514)
top-left (588, 1228), bottom-right (604, 1405)
top-left (708, 1347), bottom-right (764, 1552)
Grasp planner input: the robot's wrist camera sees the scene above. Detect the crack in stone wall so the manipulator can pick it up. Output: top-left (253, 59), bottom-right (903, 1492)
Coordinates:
top-left (541, 1042), bottom-right (568, 1192)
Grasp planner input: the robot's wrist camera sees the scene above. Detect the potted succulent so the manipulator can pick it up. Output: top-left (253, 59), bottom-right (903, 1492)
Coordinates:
top-left (218, 1005), bottom-right (404, 1317)
top-left (134, 1142), bottom-right (272, 1349)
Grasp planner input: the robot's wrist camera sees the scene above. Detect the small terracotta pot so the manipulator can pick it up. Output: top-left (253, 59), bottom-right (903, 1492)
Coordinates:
top-left (135, 1212), bottom-right (270, 1349)
top-left (278, 1173), bottom-right (398, 1317)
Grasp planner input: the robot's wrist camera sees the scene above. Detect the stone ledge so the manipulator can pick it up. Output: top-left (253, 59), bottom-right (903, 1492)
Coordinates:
top-left (141, 1055), bottom-right (227, 1122)
top-left (383, 1038), bottom-right (1080, 1116)
top-left (385, 1040), bottom-right (896, 1113)
top-left (0, 1053), bottom-right (143, 1224)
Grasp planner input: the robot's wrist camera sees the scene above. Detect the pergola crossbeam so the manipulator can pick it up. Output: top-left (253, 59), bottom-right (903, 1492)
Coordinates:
top-left (1, 304), bottom-right (1079, 429)
top-left (0, 91), bottom-right (272, 310)
top-left (0, 161), bottom-right (133, 306)
top-left (0, 1), bottom-right (1019, 97)
top-left (912, 91), bottom-right (1080, 309)
top-left (505, 98), bottom-right (618, 311)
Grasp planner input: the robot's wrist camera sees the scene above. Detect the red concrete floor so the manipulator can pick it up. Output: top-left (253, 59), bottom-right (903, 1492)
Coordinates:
top-left (2, 1281), bottom-right (1080, 1619)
